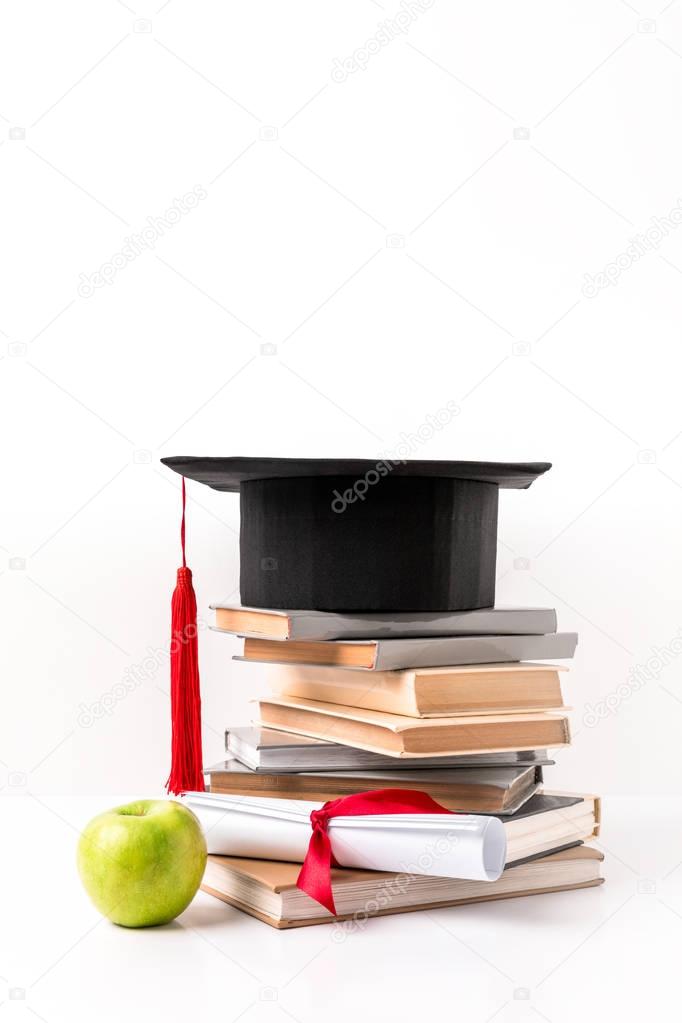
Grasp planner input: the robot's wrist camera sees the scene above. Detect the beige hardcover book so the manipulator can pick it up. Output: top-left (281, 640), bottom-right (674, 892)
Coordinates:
top-left (267, 661), bottom-right (566, 717)
top-left (258, 696), bottom-right (571, 757)
top-left (200, 846), bottom-right (605, 929)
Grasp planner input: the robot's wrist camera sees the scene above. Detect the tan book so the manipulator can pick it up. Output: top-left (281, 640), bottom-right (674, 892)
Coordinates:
top-left (267, 661), bottom-right (566, 717)
top-left (201, 846), bottom-right (605, 928)
top-left (206, 761), bottom-right (543, 814)
top-left (258, 696), bottom-right (571, 757)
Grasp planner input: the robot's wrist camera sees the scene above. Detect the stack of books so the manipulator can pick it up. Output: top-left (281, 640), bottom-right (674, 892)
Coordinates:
top-left (199, 604), bottom-right (603, 928)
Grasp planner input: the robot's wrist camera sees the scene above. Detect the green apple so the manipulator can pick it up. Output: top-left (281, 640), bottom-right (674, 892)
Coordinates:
top-left (77, 799), bottom-right (207, 927)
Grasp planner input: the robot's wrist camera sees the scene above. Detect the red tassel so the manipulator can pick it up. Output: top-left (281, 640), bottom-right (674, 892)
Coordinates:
top-left (166, 478), bottom-right (205, 795)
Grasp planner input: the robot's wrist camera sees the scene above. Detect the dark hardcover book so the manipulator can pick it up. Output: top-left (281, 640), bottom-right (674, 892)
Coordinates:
top-left (205, 759), bottom-right (543, 815)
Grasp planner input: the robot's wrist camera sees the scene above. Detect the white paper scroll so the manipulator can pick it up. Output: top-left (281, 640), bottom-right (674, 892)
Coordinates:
top-left (183, 792), bottom-right (506, 882)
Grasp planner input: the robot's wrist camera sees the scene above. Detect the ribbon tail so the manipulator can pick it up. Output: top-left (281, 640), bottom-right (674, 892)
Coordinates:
top-left (296, 827), bottom-right (337, 915)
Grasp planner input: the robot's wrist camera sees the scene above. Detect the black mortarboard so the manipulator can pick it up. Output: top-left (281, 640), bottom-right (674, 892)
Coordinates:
top-left (161, 456), bottom-right (550, 613)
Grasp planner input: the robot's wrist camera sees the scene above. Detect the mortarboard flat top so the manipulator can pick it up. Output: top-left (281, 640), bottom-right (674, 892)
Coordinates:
top-left (161, 456), bottom-right (551, 612)
top-left (161, 456), bottom-right (551, 492)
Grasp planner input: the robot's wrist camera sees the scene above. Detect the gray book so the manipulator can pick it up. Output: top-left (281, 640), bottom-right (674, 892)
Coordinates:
top-left (222, 726), bottom-right (554, 773)
top-left (211, 603), bottom-right (557, 641)
top-left (204, 758), bottom-right (543, 815)
top-left (239, 631), bottom-right (578, 671)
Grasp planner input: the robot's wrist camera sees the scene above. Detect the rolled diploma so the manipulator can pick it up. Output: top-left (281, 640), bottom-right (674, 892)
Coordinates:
top-left (183, 792), bottom-right (506, 882)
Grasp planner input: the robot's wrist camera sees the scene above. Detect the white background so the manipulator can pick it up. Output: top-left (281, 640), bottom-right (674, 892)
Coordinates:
top-left (2, 0), bottom-right (682, 803)
top-left (2, 5), bottom-right (682, 1023)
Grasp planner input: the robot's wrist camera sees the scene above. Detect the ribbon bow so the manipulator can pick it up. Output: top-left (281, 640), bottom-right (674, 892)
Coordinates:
top-left (296, 788), bottom-right (455, 915)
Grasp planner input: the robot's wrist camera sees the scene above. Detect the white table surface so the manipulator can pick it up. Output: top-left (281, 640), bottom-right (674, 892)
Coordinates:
top-left (2, 795), bottom-right (679, 1023)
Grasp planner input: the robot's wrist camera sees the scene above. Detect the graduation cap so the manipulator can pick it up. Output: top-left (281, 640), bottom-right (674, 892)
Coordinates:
top-left (161, 456), bottom-right (550, 793)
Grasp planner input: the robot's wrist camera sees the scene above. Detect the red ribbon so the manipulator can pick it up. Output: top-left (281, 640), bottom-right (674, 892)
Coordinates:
top-left (296, 788), bottom-right (456, 915)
